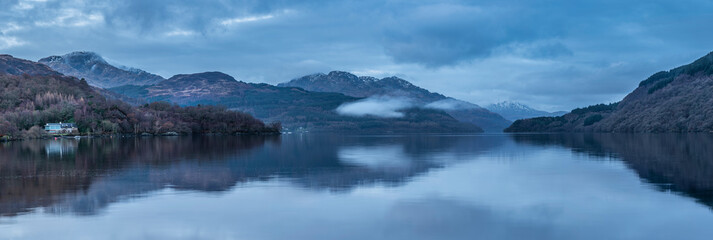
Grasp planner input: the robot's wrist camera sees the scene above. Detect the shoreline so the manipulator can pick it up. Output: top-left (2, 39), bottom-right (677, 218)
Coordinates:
top-left (0, 131), bottom-right (282, 142)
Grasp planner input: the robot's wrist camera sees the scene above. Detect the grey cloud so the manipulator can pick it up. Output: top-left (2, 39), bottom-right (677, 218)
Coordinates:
top-left (380, 3), bottom-right (533, 67)
top-left (0, 0), bottom-right (17, 8)
top-left (1, 0), bottom-right (713, 111)
top-left (101, 0), bottom-right (280, 33)
top-left (496, 41), bottom-right (574, 59)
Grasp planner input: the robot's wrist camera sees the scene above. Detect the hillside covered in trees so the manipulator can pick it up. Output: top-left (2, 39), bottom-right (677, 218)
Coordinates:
top-left (33, 52), bottom-right (485, 133)
top-left (0, 55), bottom-right (280, 140)
top-left (506, 51), bottom-right (713, 132)
top-left (108, 71), bottom-right (484, 133)
top-left (278, 71), bottom-right (511, 132)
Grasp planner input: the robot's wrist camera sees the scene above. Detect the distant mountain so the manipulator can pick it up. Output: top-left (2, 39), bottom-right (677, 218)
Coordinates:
top-left (279, 71), bottom-right (511, 132)
top-left (1, 54), bottom-right (60, 76)
top-left (486, 101), bottom-right (566, 121)
top-left (279, 71), bottom-right (446, 102)
top-left (110, 72), bottom-right (483, 133)
top-left (39, 52), bottom-right (164, 88)
top-left (506, 51), bottom-right (713, 132)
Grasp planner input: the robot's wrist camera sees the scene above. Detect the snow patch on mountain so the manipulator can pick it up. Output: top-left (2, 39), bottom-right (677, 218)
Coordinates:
top-left (39, 51), bottom-right (165, 88)
top-left (486, 101), bottom-right (565, 121)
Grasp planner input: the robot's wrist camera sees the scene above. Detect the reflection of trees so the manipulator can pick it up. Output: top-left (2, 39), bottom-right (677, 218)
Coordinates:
top-left (0, 136), bottom-right (272, 216)
top-left (511, 134), bottom-right (713, 209)
top-left (0, 135), bottom-right (506, 217)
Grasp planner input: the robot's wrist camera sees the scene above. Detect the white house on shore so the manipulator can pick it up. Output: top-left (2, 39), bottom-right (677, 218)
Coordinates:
top-left (44, 122), bottom-right (78, 134)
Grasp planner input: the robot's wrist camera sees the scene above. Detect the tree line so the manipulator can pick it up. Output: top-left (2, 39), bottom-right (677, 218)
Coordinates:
top-left (0, 74), bottom-right (280, 140)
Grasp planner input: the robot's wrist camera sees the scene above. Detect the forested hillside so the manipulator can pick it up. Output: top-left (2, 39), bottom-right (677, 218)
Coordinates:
top-left (0, 55), bottom-right (279, 139)
top-left (279, 71), bottom-right (511, 131)
top-left (109, 72), bottom-right (484, 133)
top-left (506, 51), bottom-right (713, 132)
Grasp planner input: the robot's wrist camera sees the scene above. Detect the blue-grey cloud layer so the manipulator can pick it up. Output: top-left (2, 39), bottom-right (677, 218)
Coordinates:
top-left (1, 0), bottom-right (713, 111)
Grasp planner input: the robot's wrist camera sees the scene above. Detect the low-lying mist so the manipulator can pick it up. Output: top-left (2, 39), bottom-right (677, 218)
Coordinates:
top-left (336, 96), bottom-right (415, 118)
top-left (336, 96), bottom-right (482, 118)
top-left (425, 98), bottom-right (480, 111)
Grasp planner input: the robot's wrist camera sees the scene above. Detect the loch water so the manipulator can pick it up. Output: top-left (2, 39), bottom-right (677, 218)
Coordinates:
top-left (0, 134), bottom-right (712, 240)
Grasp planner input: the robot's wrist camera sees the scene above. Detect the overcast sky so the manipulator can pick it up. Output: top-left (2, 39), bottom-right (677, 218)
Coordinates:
top-left (1, 0), bottom-right (712, 111)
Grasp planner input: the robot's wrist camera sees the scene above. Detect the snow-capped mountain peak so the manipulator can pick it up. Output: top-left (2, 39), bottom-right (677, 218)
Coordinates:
top-left (486, 101), bottom-right (565, 121)
top-left (39, 51), bottom-right (165, 88)
top-left (489, 101), bottom-right (535, 111)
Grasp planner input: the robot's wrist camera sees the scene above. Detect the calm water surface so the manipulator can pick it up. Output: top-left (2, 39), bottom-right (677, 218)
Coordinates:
top-left (1, 134), bottom-right (712, 239)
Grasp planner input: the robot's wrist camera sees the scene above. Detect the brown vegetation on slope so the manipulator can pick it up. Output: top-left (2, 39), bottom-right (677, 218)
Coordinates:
top-left (506, 51), bottom-right (713, 133)
top-left (0, 56), bottom-right (279, 139)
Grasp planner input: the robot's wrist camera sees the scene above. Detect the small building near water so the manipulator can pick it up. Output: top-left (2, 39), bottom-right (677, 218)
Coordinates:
top-left (44, 122), bottom-right (78, 134)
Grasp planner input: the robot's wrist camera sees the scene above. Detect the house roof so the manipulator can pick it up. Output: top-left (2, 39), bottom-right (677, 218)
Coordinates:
top-left (45, 123), bottom-right (77, 128)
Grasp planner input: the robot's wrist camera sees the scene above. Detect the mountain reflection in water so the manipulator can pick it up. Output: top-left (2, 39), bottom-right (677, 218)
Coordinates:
top-left (511, 133), bottom-right (713, 209)
top-left (1, 134), bottom-right (713, 240)
top-left (0, 135), bottom-right (503, 217)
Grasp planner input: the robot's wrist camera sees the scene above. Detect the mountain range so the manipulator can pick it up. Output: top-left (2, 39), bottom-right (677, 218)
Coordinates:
top-left (107, 71), bottom-right (482, 133)
top-left (486, 101), bottom-right (566, 121)
top-left (506, 51), bottom-right (713, 132)
top-left (5, 50), bottom-right (712, 134)
top-left (34, 51), bottom-right (505, 133)
top-left (279, 71), bottom-right (511, 131)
